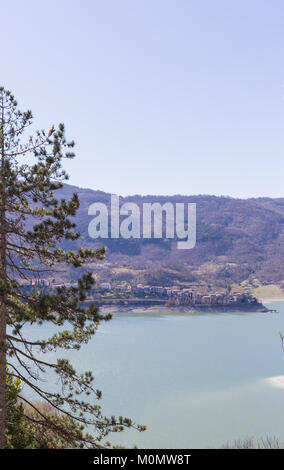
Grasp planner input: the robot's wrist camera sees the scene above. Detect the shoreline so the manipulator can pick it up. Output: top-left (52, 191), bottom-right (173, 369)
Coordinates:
top-left (100, 303), bottom-right (272, 314)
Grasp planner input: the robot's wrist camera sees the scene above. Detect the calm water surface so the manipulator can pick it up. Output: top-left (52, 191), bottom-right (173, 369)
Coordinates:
top-left (23, 302), bottom-right (284, 448)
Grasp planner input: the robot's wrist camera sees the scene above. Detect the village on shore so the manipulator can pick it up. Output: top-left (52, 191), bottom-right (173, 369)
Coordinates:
top-left (19, 278), bottom-right (267, 310)
top-left (97, 282), bottom-right (260, 307)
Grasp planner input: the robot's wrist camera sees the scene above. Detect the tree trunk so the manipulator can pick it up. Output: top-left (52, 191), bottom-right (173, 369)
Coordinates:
top-left (0, 300), bottom-right (6, 449)
top-left (0, 100), bottom-right (7, 449)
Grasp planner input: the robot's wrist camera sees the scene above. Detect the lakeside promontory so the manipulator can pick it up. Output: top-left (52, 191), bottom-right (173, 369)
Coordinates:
top-left (18, 278), bottom-right (274, 314)
top-left (82, 283), bottom-right (271, 313)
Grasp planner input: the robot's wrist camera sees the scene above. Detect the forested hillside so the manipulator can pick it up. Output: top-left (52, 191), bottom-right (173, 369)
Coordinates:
top-left (54, 184), bottom-right (284, 291)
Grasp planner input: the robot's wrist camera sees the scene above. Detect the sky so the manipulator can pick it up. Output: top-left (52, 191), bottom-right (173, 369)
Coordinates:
top-left (1, 0), bottom-right (284, 198)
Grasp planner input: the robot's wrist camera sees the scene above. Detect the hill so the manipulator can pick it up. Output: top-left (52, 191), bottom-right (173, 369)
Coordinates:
top-left (52, 184), bottom-right (284, 295)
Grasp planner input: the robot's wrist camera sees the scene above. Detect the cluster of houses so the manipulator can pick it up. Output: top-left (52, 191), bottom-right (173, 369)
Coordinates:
top-left (19, 279), bottom-right (51, 287)
top-left (18, 279), bottom-right (258, 306)
top-left (98, 283), bottom-right (257, 306)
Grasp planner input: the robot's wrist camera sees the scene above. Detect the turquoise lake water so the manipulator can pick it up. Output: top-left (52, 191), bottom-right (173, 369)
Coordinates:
top-left (22, 301), bottom-right (284, 448)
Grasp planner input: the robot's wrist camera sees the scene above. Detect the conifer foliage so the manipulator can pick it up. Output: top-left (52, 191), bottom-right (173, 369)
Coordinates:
top-left (0, 87), bottom-right (144, 448)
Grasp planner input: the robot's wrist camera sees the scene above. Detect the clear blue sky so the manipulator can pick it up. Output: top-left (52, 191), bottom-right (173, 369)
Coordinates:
top-left (1, 0), bottom-right (284, 198)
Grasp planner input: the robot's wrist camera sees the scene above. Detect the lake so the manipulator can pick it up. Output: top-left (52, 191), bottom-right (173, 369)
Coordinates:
top-left (22, 301), bottom-right (284, 448)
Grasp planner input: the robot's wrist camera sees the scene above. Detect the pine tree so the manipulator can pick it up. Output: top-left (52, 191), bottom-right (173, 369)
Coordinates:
top-left (0, 87), bottom-right (145, 448)
top-left (6, 365), bottom-right (34, 448)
